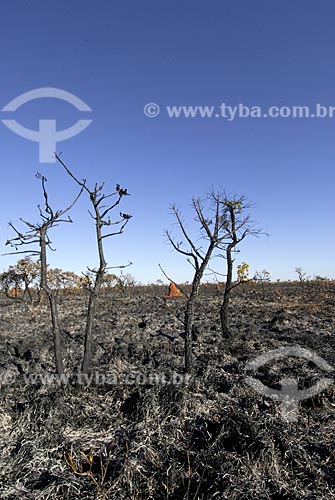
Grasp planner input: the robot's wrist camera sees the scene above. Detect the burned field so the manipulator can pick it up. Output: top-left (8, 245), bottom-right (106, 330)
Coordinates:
top-left (0, 282), bottom-right (334, 499)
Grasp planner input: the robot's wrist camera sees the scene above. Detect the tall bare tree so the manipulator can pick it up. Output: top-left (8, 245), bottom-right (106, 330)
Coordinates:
top-left (55, 154), bottom-right (132, 375)
top-left (4, 173), bottom-right (83, 377)
top-left (165, 194), bottom-right (230, 372)
top-left (210, 192), bottom-right (263, 338)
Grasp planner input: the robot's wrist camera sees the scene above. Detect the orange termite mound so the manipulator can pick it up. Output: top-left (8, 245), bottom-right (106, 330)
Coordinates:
top-left (165, 282), bottom-right (185, 298)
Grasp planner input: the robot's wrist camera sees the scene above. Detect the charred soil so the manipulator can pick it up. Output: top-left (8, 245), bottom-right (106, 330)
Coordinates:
top-left (0, 282), bottom-right (334, 499)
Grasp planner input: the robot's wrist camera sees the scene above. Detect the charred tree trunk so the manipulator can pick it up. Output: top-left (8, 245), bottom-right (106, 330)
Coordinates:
top-left (81, 206), bottom-right (108, 375)
top-left (184, 273), bottom-right (202, 373)
top-left (23, 277), bottom-right (33, 304)
top-left (40, 228), bottom-right (65, 378)
top-left (184, 301), bottom-right (194, 373)
top-left (220, 245), bottom-right (233, 338)
top-left (81, 268), bottom-right (105, 375)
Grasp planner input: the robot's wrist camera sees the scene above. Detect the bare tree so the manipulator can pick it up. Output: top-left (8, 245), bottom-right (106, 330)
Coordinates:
top-left (295, 267), bottom-right (306, 283)
top-left (4, 173), bottom-right (83, 377)
top-left (253, 269), bottom-right (271, 298)
top-left (164, 194), bottom-right (230, 372)
top-left (55, 154), bottom-right (132, 375)
top-left (210, 192), bottom-right (263, 338)
top-left (115, 271), bottom-right (137, 295)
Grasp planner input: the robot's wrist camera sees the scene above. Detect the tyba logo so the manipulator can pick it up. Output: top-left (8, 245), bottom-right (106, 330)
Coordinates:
top-left (1, 87), bottom-right (92, 163)
top-left (244, 345), bottom-right (334, 421)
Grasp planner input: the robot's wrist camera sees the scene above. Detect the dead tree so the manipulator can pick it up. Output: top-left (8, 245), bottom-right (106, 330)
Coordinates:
top-left (55, 154), bottom-right (132, 375)
top-left (210, 192), bottom-right (263, 338)
top-left (4, 173), bottom-right (83, 377)
top-left (165, 195), bottom-right (230, 372)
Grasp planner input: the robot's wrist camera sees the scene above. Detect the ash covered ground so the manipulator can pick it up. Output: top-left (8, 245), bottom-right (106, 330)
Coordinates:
top-left (0, 282), bottom-right (334, 499)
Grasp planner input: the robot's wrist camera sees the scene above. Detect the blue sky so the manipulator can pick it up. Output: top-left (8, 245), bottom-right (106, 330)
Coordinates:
top-left (0, 0), bottom-right (334, 283)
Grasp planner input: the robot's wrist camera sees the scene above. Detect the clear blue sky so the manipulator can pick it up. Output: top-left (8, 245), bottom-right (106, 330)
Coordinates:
top-left (0, 0), bottom-right (334, 283)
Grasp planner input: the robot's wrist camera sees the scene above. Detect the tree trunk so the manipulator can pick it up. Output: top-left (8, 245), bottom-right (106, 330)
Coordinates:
top-left (220, 247), bottom-right (233, 338)
top-left (23, 278), bottom-right (33, 304)
top-left (220, 291), bottom-right (230, 338)
top-left (184, 274), bottom-right (202, 372)
top-left (40, 229), bottom-right (65, 378)
top-left (184, 301), bottom-right (193, 373)
top-left (81, 290), bottom-right (97, 375)
top-left (47, 293), bottom-right (65, 377)
top-left (81, 269), bottom-right (105, 375)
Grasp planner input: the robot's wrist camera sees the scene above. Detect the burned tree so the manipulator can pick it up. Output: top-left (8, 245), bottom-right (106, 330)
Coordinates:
top-left (4, 173), bottom-right (83, 377)
top-left (295, 267), bottom-right (307, 285)
top-left (210, 192), bottom-right (263, 338)
top-left (55, 154), bottom-right (132, 375)
top-left (165, 195), bottom-right (230, 372)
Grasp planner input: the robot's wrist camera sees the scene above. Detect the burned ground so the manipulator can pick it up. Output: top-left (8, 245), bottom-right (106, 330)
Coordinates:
top-left (0, 283), bottom-right (334, 499)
